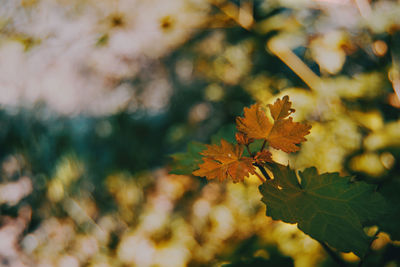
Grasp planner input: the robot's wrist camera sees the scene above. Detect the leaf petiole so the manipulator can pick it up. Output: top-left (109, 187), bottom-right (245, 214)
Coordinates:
top-left (254, 171), bottom-right (266, 183)
top-left (260, 139), bottom-right (267, 152)
top-left (245, 144), bottom-right (253, 157)
top-left (254, 163), bottom-right (271, 180)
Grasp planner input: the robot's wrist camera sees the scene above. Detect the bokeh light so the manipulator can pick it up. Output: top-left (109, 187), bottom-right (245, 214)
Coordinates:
top-left (1, 0), bottom-right (400, 266)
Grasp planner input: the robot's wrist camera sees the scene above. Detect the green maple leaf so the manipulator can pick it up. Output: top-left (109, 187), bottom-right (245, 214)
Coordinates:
top-left (259, 164), bottom-right (389, 257)
top-left (169, 124), bottom-right (237, 176)
top-left (169, 142), bottom-right (206, 175)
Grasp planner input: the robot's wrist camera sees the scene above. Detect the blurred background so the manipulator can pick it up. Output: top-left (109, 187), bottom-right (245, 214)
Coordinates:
top-left (0, 0), bottom-right (400, 266)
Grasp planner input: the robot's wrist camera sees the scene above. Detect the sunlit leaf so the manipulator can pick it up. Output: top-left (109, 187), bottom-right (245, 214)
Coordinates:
top-left (254, 150), bottom-right (273, 164)
top-left (192, 139), bottom-right (255, 182)
top-left (236, 96), bottom-right (311, 153)
top-left (236, 103), bottom-right (273, 140)
top-left (235, 132), bottom-right (253, 145)
top-left (268, 118), bottom-right (312, 153)
top-left (268, 95), bottom-right (295, 121)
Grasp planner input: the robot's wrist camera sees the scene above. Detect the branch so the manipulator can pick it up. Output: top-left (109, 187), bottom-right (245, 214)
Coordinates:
top-left (253, 163), bottom-right (271, 180)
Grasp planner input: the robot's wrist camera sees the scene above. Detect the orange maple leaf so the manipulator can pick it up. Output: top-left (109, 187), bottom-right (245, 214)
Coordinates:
top-left (236, 103), bottom-right (272, 140)
top-left (235, 132), bottom-right (253, 145)
top-left (268, 117), bottom-right (311, 152)
top-left (192, 139), bottom-right (255, 183)
top-left (236, 95), bottom-right (311, 153)
top-left (268, 95), bottom-right (295, 120)
top-left (254, 150), bottom-right (273, 164)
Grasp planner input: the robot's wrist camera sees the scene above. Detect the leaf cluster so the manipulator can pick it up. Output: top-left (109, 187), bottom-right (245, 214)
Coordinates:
top-left (170, 95), bottom-right (399, 261)
top-left (190, 95), bottom-right (311, 183)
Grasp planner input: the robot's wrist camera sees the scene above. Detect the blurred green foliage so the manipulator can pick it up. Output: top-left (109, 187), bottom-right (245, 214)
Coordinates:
top-left (0, 0), bottom-right (400, 266)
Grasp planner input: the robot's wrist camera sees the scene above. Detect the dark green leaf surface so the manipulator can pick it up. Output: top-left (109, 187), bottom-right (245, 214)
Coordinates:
top-left (169, 142), bottom-right (206, 175)
top-left (377, 178), bottom-right (400, 241)
top-left (259, 164), bottom-right (388, 257)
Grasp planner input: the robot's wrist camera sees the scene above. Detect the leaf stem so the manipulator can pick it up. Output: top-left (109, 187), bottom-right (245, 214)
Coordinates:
top-left (245, 144), bottom-right (253, 157)
top-left (254, 163), bottom-right (271, 180)
top-left (318, 241), bottom-right (348, 267)
top-left (260, 140), bottom-right (267, 152)
top-left (254, 171), bottom-right (266, 183)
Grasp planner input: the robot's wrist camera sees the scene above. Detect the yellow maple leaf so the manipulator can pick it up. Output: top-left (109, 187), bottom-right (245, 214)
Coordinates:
top-left (236, 95), bottom-right (311, 153)
top-left (192, 139), bottom-right (255, 182)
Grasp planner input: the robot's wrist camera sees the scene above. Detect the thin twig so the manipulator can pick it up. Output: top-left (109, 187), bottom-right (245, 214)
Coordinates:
top-left (245, 144), bottom-right (253, 157)
top-left (267, 37), bottom-right (322, 91)
top-left (260, 140), bottom-right (267, 152)
top-left (318, 241), bottom-right (347, 267)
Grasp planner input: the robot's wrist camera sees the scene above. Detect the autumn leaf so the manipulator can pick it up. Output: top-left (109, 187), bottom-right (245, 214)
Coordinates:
top-left (235, 132), bottom-right (253, 145)
top-left (236, 95), bottom-right (311, 153)
top-left (254, 150), bottom-right (273, 164)
top-left (236, 104), bottom-right (272, 140)
top-left (268, 95), bottom-right (295, 120)
top-left (192, 139), bottom-right (255, 183)
top-left (268, 118), bottom-right (312, 152)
